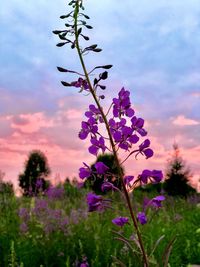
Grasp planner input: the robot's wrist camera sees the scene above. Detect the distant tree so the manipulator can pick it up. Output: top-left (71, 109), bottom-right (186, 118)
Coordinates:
top-left (163, 143), bottom-right (196, 197)
top-left (0, 170), bottom-right (14, 196)
top-left (85, 153), bottom-right (124, 193)
top-left (19, 150), bottom-right (50, 196)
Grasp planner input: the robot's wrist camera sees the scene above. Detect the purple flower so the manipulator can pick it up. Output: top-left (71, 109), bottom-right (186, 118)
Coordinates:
top-left (88, 136), bottom-right (106, 155)
top-left (112, 216), bottom-right (129, 227)
top-left (137, 212), bottom-right (147, 225)
top-left (151, 170), bottom-right (163, 183)
top-left (77, 181), bottom-right (85, 188)
top-left (20, 222), bottom-right (28, 233)
top-left (36, 178), bottom-right (43, 188)
top-left (71, 77), bottom-right (89, 90)
top-left (139, 169), bottom-right (152, 184)
top-left (79, 162), bottom-right (91, 179)
top-left (150, 195), bottom-right (165, 208)
top-left (46, 186), bottom-right (64, 199)
top-left (85, 104), bottom-right (103, 123)
top-left (112, 87), bottom-right (135, 118)
top-left (79, 120), bottom-right (98, 140)
top-left (109, 117), bottom-right (140, 151)
top-left (80, 263), bottom-right (89, 267)
top-left (128, 134), bottom-right (139, 144)
top-left (124, 175), bottom-right (134, 186)
top-left (94, 162), bottom-right (109, 174)
top-left (143, 195), bottom-right (165, 210)
top-left (131, 116), bottom-right (147, 136)
top-left (139, 169), bottom-right (163, 184)
top-left (138, 139), bottom-right (154, 159)
top-left (18, 208), bottom-right (30, 222)
top-left (32, 199), bottom-right (48, 217)
top-left (86, 193), bottom-right (103, 212)
top-left (101, 182), bottom-right (116, 192)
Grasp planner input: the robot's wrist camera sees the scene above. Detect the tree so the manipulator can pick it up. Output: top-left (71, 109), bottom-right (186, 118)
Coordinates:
top-left (85, 153), bottom-right (124, 193)
top-left (0, 170), bottom-right (14, 196)
top-left (19, 150), bottom-right (50, 196)
top-left (163, 143), bottom-right (196, 197)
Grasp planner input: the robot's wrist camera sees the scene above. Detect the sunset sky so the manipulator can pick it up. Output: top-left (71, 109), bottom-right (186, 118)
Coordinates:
top-left (1, 0), bottom-right (200, 191)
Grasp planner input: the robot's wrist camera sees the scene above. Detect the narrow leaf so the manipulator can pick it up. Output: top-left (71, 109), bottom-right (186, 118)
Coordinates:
top-left (162, 236), bottom-right (177, 267)
top-left (111, 256), bottom-right (126, 267)
top-left (149, 235), bottom-right (165, 257)
top-left (57, 67), bottom-right (83, 75)
top-left (81, 35), bottom-right (89, 41)
top-left (84, 45), bottom-right (98, 52)
top-left (52, 30), bottom-right (65, 35)
top-left (93, 48), bottom-right (102, 52)
top-left (61, 81), bottom-right (71, 87)
top-left (82, 14), bottom-right (90, 19)
top-left (95, 65), bottom-right (113, 70)
top-left (99, 85), bottom-right (106, 90)
top-left (56, 42), bottom-right (67, 47)
top-left (60, 12), bottom-right (72, 19)
top-left (78, 28), bottom-right (82, 35)
top-left (99, 71), bottom-right (108, 80)
top-left (57, 67), bottom-right (69, 72)
top-left (94, 78), bottom-right (98, 85)
top-left (85, 25), bottom-right (93, 29)
top-left (58, 34), bottom-right (67, 41)
top-left (71, 42), bottom-right (75, 49)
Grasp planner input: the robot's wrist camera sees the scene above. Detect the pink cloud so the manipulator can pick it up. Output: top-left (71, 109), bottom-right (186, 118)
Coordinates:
top-left (11, 112), bottom-right (54, 133)
top-left (172, 115), bottom-right (199, 126)
top-left (0, 103), bottom-right (92, 189)
top-left (0, 95), bottom-right (199, 193)
top-left (191, 91), bottom-right (200, 98)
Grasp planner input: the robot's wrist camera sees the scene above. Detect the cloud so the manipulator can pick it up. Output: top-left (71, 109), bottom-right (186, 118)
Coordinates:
top-left (172, 115), bottom-right (200, 126)
top-left (1, 0), bottom-right (200, 191)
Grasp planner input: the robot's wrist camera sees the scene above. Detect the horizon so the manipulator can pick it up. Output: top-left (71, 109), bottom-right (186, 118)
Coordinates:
top-left (0, 0), bottom-right (200, 191)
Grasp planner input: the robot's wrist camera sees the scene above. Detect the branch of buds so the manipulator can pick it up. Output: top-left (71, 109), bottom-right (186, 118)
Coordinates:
top-left (53, 1), bottom-right (166, 266)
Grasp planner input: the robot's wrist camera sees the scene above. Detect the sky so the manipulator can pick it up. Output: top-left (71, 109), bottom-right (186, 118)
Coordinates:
top-left (0, 0), bottom-right (200, 191)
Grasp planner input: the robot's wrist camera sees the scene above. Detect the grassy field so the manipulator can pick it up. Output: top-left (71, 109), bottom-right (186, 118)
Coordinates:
top-left (0, 184), bottom-right (200, 267)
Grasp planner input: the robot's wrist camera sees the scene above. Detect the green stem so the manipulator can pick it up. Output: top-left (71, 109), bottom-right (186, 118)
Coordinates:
top-left (74, 2), bottom-right (149, 266)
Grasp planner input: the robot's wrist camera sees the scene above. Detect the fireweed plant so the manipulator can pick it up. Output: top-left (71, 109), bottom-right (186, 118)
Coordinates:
top-left (53, 1), bottom-right (172, 266)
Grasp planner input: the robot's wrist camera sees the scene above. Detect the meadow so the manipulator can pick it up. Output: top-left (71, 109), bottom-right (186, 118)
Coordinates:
top-left (0, 183), bottom-right (199, 267)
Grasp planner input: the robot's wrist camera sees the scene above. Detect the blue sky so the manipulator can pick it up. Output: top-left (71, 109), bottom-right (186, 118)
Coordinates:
top-left (0, 0), bottom-right (200, 190)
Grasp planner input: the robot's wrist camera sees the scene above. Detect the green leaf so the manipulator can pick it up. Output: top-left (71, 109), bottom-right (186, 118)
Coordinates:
top-left (162, 236), bottom-right (177, 267)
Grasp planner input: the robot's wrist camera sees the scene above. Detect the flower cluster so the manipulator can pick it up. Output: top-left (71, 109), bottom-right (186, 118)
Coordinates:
top-left (139, 169), bottom-right (163, 184)
top-left (53, 1), bottom-right (166, 265)
top-left (71, 77), bottom-right (89, 91)
top-left (18, 197), bottom-right (88, 236)
top-left (79, 161), bottom-right (109, 180)
top-left (45, 186), bottom-right (65, 199)
top-left (79, 104), bottom-right (101, 140)
top-left (112, 216), bottom-right (129, 227)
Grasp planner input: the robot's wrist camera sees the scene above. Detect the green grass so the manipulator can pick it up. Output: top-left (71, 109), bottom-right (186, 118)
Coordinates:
top-left (0, 188), bottom-right (199, 267)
